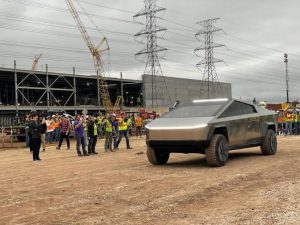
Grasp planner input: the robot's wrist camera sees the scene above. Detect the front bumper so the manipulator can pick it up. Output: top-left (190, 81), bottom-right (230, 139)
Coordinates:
top-left (147, 140), bottom-right (209, 154)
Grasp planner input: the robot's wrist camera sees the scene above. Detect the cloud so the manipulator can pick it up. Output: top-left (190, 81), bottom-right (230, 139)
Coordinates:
top-left (0, 0), bottom-right (299, 103)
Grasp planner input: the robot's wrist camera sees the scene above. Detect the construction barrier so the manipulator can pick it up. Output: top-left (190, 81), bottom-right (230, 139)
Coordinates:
top-left (0, 126), bottom-right (26, 148)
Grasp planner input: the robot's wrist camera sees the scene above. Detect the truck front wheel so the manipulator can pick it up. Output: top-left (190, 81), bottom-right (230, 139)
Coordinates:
top-left (147, 145), bottom-right (170, 165)
top-left (261, 129), bottom-right (277, 155)
top-left (206, 134), bottom-right (229, 167)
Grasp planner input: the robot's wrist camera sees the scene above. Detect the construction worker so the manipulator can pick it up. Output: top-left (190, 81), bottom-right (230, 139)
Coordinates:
top-left (97, 114), bottom-right (104, 139)
top-left (87, 117), bottom-right (99, 155)
top-left (45, 116), bottom-right (54, 144)
top-left (104, 114), bottom-right (115, 152)
top-left (53, 115), bottom-right (61, 142)
top-left (127, 114), bottom-right (133, 136)
top-left (277, 111), bottom-right (283, 135)
top-left (135, 114), bottom-right (143, 138)
top-left (286, 110), bottom-right (294, 135)
top-left (83, 115), bottom-right (89, 147)
top-left (294, 110), bottom-right (300, 135)
top-left (115, 113), bottom-right (132, 150)
top-left (111, 114), bottom-right (119, 149)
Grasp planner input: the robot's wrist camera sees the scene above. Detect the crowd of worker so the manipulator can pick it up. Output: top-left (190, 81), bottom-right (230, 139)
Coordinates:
top-left (277, 109), bottom-right (300, 135)
top-left (26, 111), bottom-right (146, 161)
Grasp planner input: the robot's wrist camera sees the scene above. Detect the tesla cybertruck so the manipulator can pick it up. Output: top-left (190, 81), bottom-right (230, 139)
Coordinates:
top-left (145, 98), bottom-right (277, 167)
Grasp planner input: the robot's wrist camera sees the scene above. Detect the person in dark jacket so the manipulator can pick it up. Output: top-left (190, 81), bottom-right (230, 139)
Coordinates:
top-left (87, 117), bottom-right (98, 155)
top-left (28, 112), bottom-right (45, 161)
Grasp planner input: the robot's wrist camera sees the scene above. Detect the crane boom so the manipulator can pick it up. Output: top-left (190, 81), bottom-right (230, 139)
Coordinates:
top-left (65, 0), bottom-right (113, 112)
top-left (32, 54), bottom-right (42, 72)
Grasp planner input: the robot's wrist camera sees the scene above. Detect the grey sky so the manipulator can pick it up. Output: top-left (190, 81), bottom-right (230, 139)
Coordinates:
top-left (0, 0), bottom-right (299, 103)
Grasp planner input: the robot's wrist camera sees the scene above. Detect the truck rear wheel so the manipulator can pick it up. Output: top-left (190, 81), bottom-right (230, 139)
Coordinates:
top-left (147, 145), bottom-right (170, 165)
top-left (261, 129), bottom-right (277, 155)
top-left (206, 134), bottom-right (229, 167)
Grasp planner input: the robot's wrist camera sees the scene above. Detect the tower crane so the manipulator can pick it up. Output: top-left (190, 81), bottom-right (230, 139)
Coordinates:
top-left (65, 0), bottom-right (113, 112)
top-left (32, 54), bottom-right (42, 72)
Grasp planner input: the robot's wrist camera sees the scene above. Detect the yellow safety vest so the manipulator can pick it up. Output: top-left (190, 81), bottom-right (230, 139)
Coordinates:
top-left (295, 114), bottom-right (299, 122)
top-left (119, 119), bottom-right (127, 131)
top-left (93, 123), bottom-right (98, 136)
top-left (127, 118), bottom-right (132, 127)
top-left (105, 120), bottom-right (113, 132)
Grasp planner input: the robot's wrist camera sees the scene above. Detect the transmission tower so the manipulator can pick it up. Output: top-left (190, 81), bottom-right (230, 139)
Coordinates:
top-left (194, 18), bottom-right (225, 99)
top-left (133, 0), bottom-right (171, 108)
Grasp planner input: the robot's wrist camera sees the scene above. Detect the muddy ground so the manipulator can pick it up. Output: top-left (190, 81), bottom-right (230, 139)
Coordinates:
top-left (0, 135), bottom-right (299, 225)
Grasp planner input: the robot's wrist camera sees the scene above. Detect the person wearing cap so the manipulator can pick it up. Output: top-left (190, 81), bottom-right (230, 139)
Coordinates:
top-left (102, 114), bottom-right (114, 152)
top-left (74, 114), bottom-right (89, 156)
top-left (115, 113), bottom-right (132, 150)
top-left (87, 116), bottom-right (99, 155)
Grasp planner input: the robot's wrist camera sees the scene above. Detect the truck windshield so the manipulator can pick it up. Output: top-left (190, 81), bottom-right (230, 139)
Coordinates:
top-left (163, 103), bottom-right (225, 118)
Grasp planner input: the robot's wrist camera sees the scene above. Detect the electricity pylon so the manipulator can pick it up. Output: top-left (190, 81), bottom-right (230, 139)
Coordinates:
top-left (194, 18), bottom-right (225, 99)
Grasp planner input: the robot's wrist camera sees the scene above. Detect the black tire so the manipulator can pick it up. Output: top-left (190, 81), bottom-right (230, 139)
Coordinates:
top-left (147, 145), bottom-right (170, 165)
top-left (261, 129), bottom-right (277, 155)
top-left (206, 134), bottom-right (229, 167)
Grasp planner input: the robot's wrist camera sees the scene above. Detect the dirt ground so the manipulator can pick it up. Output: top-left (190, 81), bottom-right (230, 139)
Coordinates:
top-left (0, 135), bottom-right (300, 225)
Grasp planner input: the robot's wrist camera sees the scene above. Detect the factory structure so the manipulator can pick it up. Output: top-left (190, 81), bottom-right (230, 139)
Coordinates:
top-left (0, 64), bottom-right (231, 123)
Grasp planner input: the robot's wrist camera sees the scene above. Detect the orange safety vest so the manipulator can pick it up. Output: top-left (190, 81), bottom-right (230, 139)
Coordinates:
top-left (135, 117), bottom-right (143, 127)
top-left (47, 122), bottom-right (54, 131)
top-left (54, 121), bottom-right (60, 128)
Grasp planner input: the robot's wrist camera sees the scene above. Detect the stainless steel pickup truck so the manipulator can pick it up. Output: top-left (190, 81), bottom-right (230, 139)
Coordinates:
top-left (145, 98), bottom-right (277, 167)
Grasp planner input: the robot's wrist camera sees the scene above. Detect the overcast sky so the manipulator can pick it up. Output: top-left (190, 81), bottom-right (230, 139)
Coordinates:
top-left (0, 0), bottom-right (299, 103)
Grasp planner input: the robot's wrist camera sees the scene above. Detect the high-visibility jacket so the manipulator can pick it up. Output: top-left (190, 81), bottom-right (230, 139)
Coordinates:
top-left (127, 118), bottom-right (132, 127)
top-left (277, 116), bottom-right (283, 124)
top-left (97, 117), bottom-right (102, 125)
top-left (93, 123), bottom-right (98, 136)
top-left (286, 113), bottom-right (293, 122)
top-left (294, 114), bottom-right (299, 122)
top-left (54, 121), bottom-right (60, 129)
top-left (46, 120), bottom-right (54, 132)
top-left (135, 117), bottom-right (143, 127)
top-left (105, 120), bottom-right (113, 132)
top-left (84, 122), bottom-right (88, 132)
top-left (282, 116), bottom-right (287, 123)
top-left (119, 118), bottom-right (128, 131)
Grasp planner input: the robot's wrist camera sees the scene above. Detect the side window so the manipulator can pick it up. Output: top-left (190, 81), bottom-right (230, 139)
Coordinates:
top-left (219, 101), bottom-right (256, 118)
top-left (241, 103), bottom-right (257, 114)
top-left (219, 101), bottom-right (243, 118)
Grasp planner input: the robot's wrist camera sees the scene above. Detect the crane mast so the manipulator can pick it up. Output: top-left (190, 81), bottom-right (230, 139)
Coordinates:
top-left (32, 54), bottom-right (42, 71)
top-left (65, 0), bottom-right (112, 112)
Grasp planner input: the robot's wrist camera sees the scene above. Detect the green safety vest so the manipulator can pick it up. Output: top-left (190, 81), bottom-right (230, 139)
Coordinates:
top-left (127, 118), bottom-right (132, 127)
top-left (105, 120), bottom-right (113, 132)
top-left (93, 123), bottom-right (98, 136)
top-left (119, 119), bottom-right (127, 131)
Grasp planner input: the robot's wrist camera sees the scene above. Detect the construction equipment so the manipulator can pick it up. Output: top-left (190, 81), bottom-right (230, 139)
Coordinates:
top-left (65, 0), bottom-right (112, 112)
top-left (113, 96), bottom-right (122, 112)
top-left (32, 54), bottom-right (42, 72)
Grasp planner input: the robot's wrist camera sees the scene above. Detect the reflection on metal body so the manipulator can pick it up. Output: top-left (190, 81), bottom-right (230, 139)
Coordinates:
top-left (146, 99), bottom-right (277, 152)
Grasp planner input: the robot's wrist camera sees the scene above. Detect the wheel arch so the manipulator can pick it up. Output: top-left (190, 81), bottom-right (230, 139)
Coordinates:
top-left (262, 122), bottom-right (277, 136)
top-left (208, 125), bottom-right (229, 142)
